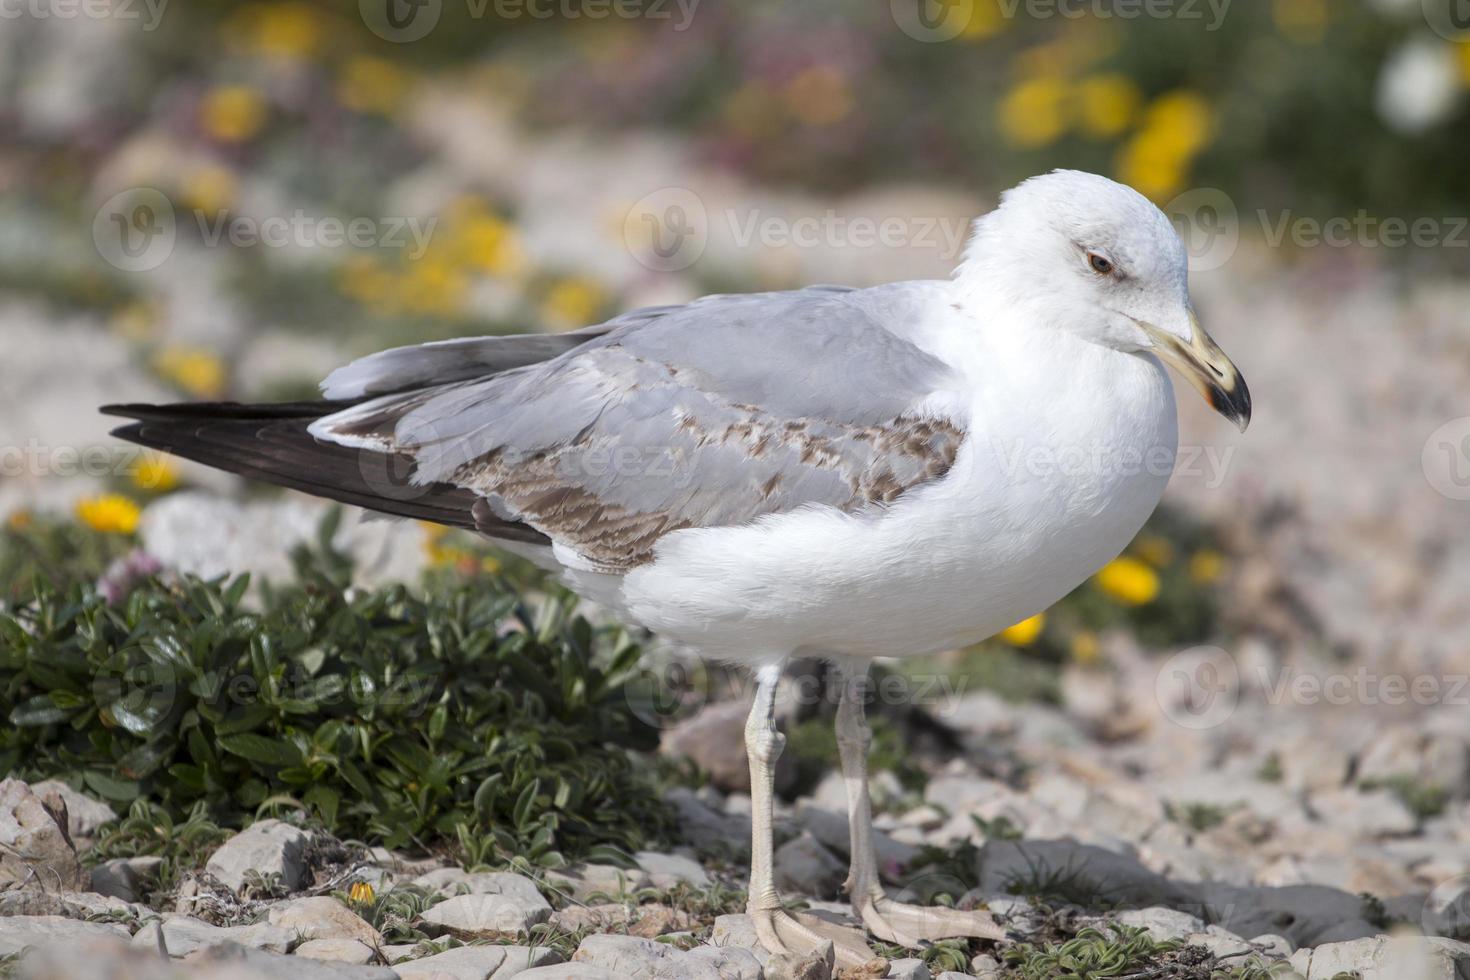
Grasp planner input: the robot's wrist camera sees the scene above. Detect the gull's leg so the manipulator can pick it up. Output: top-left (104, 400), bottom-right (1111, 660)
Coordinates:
top-left (834, 660), bottom-right (1007, 948)
top-left (745, 663), bottom-right (875, 969)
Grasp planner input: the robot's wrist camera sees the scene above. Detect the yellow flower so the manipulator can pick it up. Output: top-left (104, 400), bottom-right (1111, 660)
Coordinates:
top-left (453, 213), bottom-right (524, 277)
top-left (229, 2), bottom-right (321, 59)
top-left (1132, 533), bottom-right (1174, 568)
top-left (1075, 74), bottom-right (1140, 139)
top-left (1070, 630), bottom-right (1101, 664)
top-left (1189, 549), bottom-right (1225, 584)
top-left (1143, 90), bottom-right (1213, 158)
top-left (959, 0), bottom-right (1007, 40)
top-left (338, 255), bottom-right (395, 307)
top-left (1272, 0), bottom-right (1327, 44)
top-left (132, 456), bottom-right (180, 493)
top-left (179, 165), bottom-right (238, 216)
top-left (1116, 130), bottom-right (1187, 201)
top-left (541, 278), bottom-right (605, 330)
top-left (200, 86), bottom-right (268, 144)
top-left (7, 509), bottom-right (33, 532)
top-left (154, 347), bottom-right (226, 398)
top-left (999, 613), bottom-right (1045, 646)
top-left (998, 76), bottom-right (1069, 148)
top-left (348, 881), bottom-right (375, 905)
top-left (1094, 556), bottom-right (1160, 605)
top-left (785, 66), bottom-right (853, 127)
top-left (76, 495), bottom-right (141, 535)
top-left (401, 259), bottom-right (468, 318)
top-left (110, 302), bottom-right (159, 342)
top-left (339, 57), bottom-right (411, 116)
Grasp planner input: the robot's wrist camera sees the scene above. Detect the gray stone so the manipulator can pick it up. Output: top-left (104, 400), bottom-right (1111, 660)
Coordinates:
top-left (573, 933), bottom-right (755, 979)
top-left (393, 944), bottom-right (560, 978)
top-left (765, 939), bottom-right (833, 980)
top-left (1248, 933), bottom-right (1295, 957)
top-left (544, 863), bottom-right (653, 903)
top-left (16, 938), bottom-right (186, 980)
top-left (661, 700), bottom-right (754, 793)
top-left (1183, 926), bottom-right (1254, 960)
top-left (935, 974), bottom-right (980, 980)
top-left (266, 897), bottom-right (382, 944)
top-left (132, 916), bottom-right (294, 957)
top-left (515, 967), bottom-right (619, 979)
top-left (0, 778), bottom-right (85, 890)
top-left (1113, 906), bottom-right (1207, 942)
top-left (976, 840), bottom-right (1194, 910)
top-left (548, 903), bottom-right (634, 933)
top-left (90, 856), bottom-right (164, 903)
top-left (0, 916), bottom-right (130, 957)
top-left (663, 788), bottom-right (750, 859)
top-left (418, 892), bottom-right (551, 938)
top-left (204, 819), bottom-right (309, 895)
top-left (634, 850), bottom-right (711, 890)
top-left (684, 946), bottom-right (764, 979)
top-left (1311, 787), bottom-right (1417, 837)
top-left (775, 833), bottom-right (846, 898)
top-left (710, 913), bottom-right (769, 966)
top-left (797, 804), bottom-right (918, 879)
top-left (29, 781), bottom-right (117, 838)
top-left (886, 958), bottom-right (931, 980)
top-left (1288, 935), bottom-right (1470, 979)
top-left (294, 939), bottom-right (376, 964)
top-left (411, 869), bottom-right (548, 908)
top-left (184, 941), bottom-right (399, 978)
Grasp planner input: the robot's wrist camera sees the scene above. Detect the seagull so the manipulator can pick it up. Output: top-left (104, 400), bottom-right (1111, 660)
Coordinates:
top-left (104, 170), bottom-right (1249, 966)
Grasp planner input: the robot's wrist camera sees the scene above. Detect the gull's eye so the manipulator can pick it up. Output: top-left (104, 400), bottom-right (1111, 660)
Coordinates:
top-left (1087, 252), bottom-right (1115, 276)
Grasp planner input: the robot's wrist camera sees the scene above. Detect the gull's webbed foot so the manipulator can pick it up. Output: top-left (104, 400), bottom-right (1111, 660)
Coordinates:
top-left (852, 888), bottom-right (1008, 948)
top-left (749, 907), bottom-right (877, 970)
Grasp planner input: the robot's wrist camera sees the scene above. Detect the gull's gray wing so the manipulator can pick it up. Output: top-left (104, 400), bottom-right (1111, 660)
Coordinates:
top-left (311, 285), bottom-right (964, 571)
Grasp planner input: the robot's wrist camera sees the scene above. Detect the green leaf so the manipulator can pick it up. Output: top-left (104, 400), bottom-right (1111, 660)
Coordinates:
top-left (218, 733), bottom-right (304, 768)
top-left (83, 769), bottom-right (141, 802)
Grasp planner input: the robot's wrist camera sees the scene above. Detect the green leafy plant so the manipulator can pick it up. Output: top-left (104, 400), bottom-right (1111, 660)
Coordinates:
top-left (1, 513), bottom-right (671, 864)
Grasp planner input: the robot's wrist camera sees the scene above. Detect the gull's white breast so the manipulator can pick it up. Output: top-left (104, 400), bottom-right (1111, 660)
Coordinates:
top-left (617, 304), bottom-right (1179, 664)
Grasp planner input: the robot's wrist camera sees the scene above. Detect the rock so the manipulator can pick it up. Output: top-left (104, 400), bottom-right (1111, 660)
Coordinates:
top-left (411, 868), bottom-right (548, 907)
top-left (663, 788), bottom-right (750, 859)
top-left (204, 819), bottom-right (309, 895)
top-left (544, 864), bottom-right (653, 903)
top-left (573, 933), bottom-right (761, 979)
top-left (515, 967), bottom-right (620, 979)
top-left (1288, 935), bottom-right (1470, 979)
top-left (0, 778), bottom-right (86, 890)
top-left (293, 939), bottom-right (377, 964)
top-left (1183, 926), bottom-right (1254, 960)
top-left (266, 897), bottom-right (382, 944)
top-left (29, 781), bottom-right (116, 838)
top-left (628, 905), bottom-right (696, 938)
top-left (798, 804), bottom-right (918, 879)
top-left (1311, 787), bottom-right (1417, 837)
top-left (775, 833), bottom-right (847, 898)
top-left (969, 953), bottom-right (1002, 980)
top-left (1275, 733), bottom-right (1351, 793)
top-left (548, 904), bottom-right (634, 933)
top-left (885, 958), bottom-right (931, 980)
top-left (16, 939), bottom-right (185, 980)
top-left (634, 850), bottom-right (711, 890)
top-left (1249, 933), bottom-right (1295, 957)
top-left (661, 700), bottom-right (754, 792)
top-left (0, 916), bottom-right (130, 957)
top-left (976, 840), bottom-right (1195, 910)
top-left (393, 944), bottom-right (560, 978)
top-left (710, 913), bottom-right (769, 965)
top-left (90, 856), bottom-right (163, 903)
top-left (132, 917), bottom-right (294, 957)
top-left (0, 888), bottom-right (146, 921)
top-left (934, 974), bottom-right (979, 980)
top-left (1200, 883), bottom-right (1380, 948)
top-left (766, 939), bottom-right (833, 980)
top-left (185, 941), bottom-right (399, 978)
top-left (419, 892), bottom-right (551, 938)
top-left (1113, 906), bottom-right (1207, 942)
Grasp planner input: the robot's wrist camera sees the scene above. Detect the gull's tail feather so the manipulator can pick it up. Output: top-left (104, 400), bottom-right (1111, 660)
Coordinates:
top-left (101, 401), bottom-right (549, 544)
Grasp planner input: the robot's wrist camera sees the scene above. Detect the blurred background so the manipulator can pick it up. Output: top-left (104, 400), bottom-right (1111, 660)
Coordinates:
top-left (3, 0), bottom-right (1470, 897)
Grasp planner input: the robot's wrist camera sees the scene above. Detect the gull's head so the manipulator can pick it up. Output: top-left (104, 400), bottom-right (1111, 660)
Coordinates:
top-left (958, 169), bottom-right (1250, 431)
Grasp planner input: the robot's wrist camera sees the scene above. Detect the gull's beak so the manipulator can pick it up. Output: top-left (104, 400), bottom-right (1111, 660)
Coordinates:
top-left (1142, 310), bottom-right (1251, 432)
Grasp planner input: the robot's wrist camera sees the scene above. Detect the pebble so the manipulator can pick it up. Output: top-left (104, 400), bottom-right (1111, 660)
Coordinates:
top-left (204, 819), bottom-right (309, 895)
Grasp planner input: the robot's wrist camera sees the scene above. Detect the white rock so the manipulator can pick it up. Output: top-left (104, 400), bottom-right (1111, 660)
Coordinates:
top-left (29, 781), bottom-right (117, 838)
top-left (573, 933), bottom-right (757, 979)
top-left (393, 944), bottom-right (559, 978)
top-left (183, 941), bottom-right (399, 978)
top-left (419, 893), bottom-right (551, 938)
top-left (544, 863), bottom-right (653, 903)
top-left (90, 856), bottom-right (163, 903)
top-left (1311, 787), bottom-right (1417, 837)
top-left (1113, 907), bottom-right (1207, 942)
top-left (412, 869), bottom-right (548, 907)
top-left (887, 957), bottom-right (931, 979)
top-left (1184, 926), bottom-right (1253, 960)
top-left (515, 966), bottom-right (620, 979)
top-left (266, 896), bottom-right (382, 944)
top-left (0, 778), bottom-right (85, 890)
top-left (635, 850), bottom-right (711, 890)
top-left (0, 916), bottom-right (129, 957)
top-left (710, 913), bottom-right (769, 966)
top-left (205, 819), bottom-right (309, 894)
top-left (293, 938), bottom-right (376, 964)
top-left (1289, 935), bottom-right (1470, 979)
top-left (1249, 933), bottom-right (1295, 957)
top-left (131, 917), bottom-right (294, 957)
